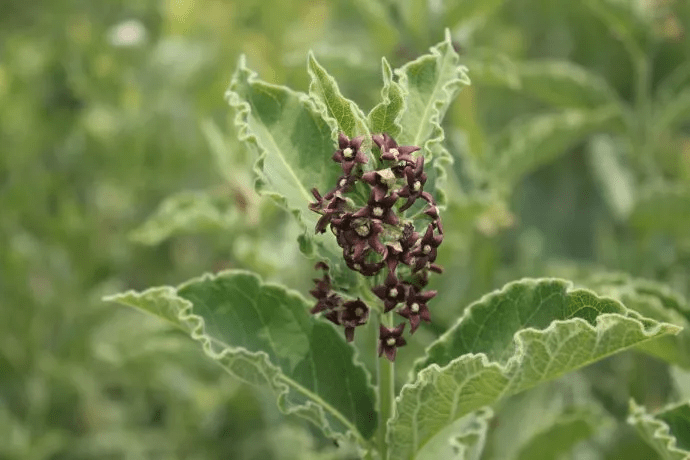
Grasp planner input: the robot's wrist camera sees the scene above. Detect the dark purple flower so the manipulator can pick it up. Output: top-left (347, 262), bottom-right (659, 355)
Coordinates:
top-left (378, 323), bottom-right (406, 362)
top-left (339, 218), bottom-right (386, 260)
top-left (411, 224), bottom-right (443, 271)
top-left (332, 132), bottom-right (367, 175)
top-left (372, 133), bottom-right (419, 164)
top-left (339, 299), bottom-right (369, 342)
top-left (398, 157), bottom-right (427, 211)
top-left (352, 190), bottom-right (399, 226)
top-left (344, 250), bottom-right (384, 276)
top-left (397, 288), bottom-right (436, 333)
top-left (371, 271), bottom-right (407, 312)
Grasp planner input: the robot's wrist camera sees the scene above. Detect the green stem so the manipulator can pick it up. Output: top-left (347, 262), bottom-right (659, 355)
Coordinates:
top-left (377, 311), bottom-right (395, 460)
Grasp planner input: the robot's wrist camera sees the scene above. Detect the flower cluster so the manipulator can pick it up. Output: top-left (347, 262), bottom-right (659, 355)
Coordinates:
top-left (308, 132), bottom-right (443, 361)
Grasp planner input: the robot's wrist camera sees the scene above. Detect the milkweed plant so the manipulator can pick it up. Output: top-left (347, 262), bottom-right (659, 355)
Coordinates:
top-left (106, 32), bottom-right (690, 460)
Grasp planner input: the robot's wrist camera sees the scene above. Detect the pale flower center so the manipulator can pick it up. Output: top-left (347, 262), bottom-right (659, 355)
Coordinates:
top-left (422, 244), bottom-right (432, 254)
top-left (343, 147), bottom-right (354, 159)
top-left (388, 148), bottom-right (399, 158)
top-left (372, 206), bottom-right (384, 217)
top-left (355, 307), bottom-right (364, 317)
top-left (412, 180), bottom-right (421, 191)
top-left (410, 302), bottom-right (420, 313)
top-left (355, 223), bottom-right (370, 237)
top-left (386, 337), bottom-right (397, 347)
top-left (353, 263), bottom-right (361, 271)
top-left (388, 288), bottom-right (398, 298)
top-left (339, 178), bottom-right (348, 187)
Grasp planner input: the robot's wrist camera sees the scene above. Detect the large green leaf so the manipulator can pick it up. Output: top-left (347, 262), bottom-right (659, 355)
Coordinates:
top-left (129, 191), bottom-right (240, 245)
top-left (490, 106), bottom-right (626, 190)
top-left (225, 57), bottom-right (354, 285)
top-left (574, 272), bottom-right (690, 368)
top-left (628, 401), bottom-right (690, 459)
top-left (307, 52), bottom-right (370, 146)
top-left (367, 57), bottom-right (405, 140)
top-left (104, 270), bottom-right (377, 447)
top-left (387, 279), bottom-right (680, 460)
top-left (414, 408), bottom-right (493, 460)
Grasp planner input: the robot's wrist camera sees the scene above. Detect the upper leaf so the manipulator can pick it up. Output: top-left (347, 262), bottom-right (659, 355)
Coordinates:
top-left (395, 29), bottom-right (470, 160)
top-left (628, 401), bottom-right (690, 460)
top-left (387, 279), bottom-right (680, 460)
top-left (104, 270), bottom-right (377, 447)
top-left (367, 57), bottom-right (405, 140)
top-left (225, 56), bottom-right (355, 286)
top-left (307, 52), bottom-right (370, 147)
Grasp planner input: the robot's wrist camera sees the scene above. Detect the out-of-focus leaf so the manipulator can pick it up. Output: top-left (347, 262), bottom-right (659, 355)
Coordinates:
top-left (104, 270), bottom-right (377, 448)
top-left (630, 185), bottom-right (690, 242)
top-left (656, 61), bottom-right (690, 108)
top-left (414, 407), bottom-right (493, 460)
top-left (225, 57), bottom-right (355, 286)
top-left (490, 106), bottom-right (626, 190)
top-left (628, 401), bottom-right (690, 459)
top-left (307, 52), bottom-right (370, 146)
top-left (517, 60), bottom-right (626, 110)
top-left (386, 279), bottom-right (680, 460)
top-left (443, 0), bottom-right (505, 29)
top-left (129, 191), bottom-right (239, 245)
top-left (583, 0), bottom-right (652, 62)
top-left (653, 87), bottom-right (690, 134)
top-left (588, 134), bottom-right (636, 221)
top-left (483, 375), bottom-right (609, 460)
top-left (368, 57), bottom-right (405, 139)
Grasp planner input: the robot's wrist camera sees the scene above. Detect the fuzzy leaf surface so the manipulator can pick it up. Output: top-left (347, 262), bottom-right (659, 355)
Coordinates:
top-left (104, 271), bottom-right (377, 446)
top-left (307, 52), bottom-right (370, 145)
top-left (225, 57), bottom-right (354, 285)
top-left (387, 279), bottom-right (680, 460)
top-left (367, 57), bottom-right (405, 139)
top-left (628, 401), bottom-right (690, 459)
top-left (129, 191), bottom-right (239, 245)
top-left (394, 30), bottom-right (470, 206)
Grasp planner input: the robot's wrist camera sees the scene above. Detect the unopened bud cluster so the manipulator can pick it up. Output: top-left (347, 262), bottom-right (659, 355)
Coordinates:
top-left (308, 132), bottom-right (444, 361)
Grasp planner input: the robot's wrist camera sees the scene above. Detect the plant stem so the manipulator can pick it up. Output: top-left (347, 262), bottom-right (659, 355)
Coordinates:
top-left (377, 311), bottom-right (395, 460)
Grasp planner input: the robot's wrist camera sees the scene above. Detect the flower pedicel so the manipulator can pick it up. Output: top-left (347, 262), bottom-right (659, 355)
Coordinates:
top-left (308, 132), bottom-right (443, 361)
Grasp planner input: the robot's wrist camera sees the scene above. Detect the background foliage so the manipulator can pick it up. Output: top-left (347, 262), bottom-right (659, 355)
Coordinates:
top-left (1, 0), bottom-right (689, 458)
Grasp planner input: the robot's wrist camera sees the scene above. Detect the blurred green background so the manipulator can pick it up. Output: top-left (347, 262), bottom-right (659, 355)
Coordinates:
top-left (1, 0), bottom-right (689, 458)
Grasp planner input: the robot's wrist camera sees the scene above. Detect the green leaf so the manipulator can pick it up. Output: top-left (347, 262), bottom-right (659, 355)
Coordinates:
top-left (483, 376), bottom-right (609, 460)
top-left (387, 279), bottom-right (680, 460)
top-left (631, 184), bottom-right (690, 242)
top-left (588, 135), bottom-right (636, 221)
top-left (395, 30), bottom-right (470, 207)
top-left (368, 57), bottom-right (405, 139)
top-left (129, 191), bottom-right (239, 245)
top-left (443, 0), bottom-right (505, 29)
top-left (104, 270), bottom-right (377, 447)
top-left (573, 272), bottom-right (690, 369)
top-left (656, 61), bottom-right (690, 107)
top-left (414, 408), bottom-right (493, 460)
top-left (628, 401), bottom-right (690, 459)
top-left (583, 0), bottom-right (651, 63)
top-left (653, 87), bottom-right (690, 134)
top-left (395, 29), bottom-right (470, 157)
top-left (225, 57), bottom-right (354, 286)
top-left (307, 52), bottom-right (370, 145)
top-left (516, 60), bottom-right (626, 110)
top-left (489, 106), bottom-right (626, 190)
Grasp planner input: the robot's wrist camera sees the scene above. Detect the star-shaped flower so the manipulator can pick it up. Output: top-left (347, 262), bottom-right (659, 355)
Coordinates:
top-left (372, 132), bottom-right (419, 164)
top-left (332, 132), bottom-right (367, 175)
top-left (339, 299), bottom-right (370, 342)
top-left (397, 288), bottom-right (436, 333)
top-left (378, 323), bottom-right (406, 362)
top-left (371, 271), bottom-right (407, 312)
